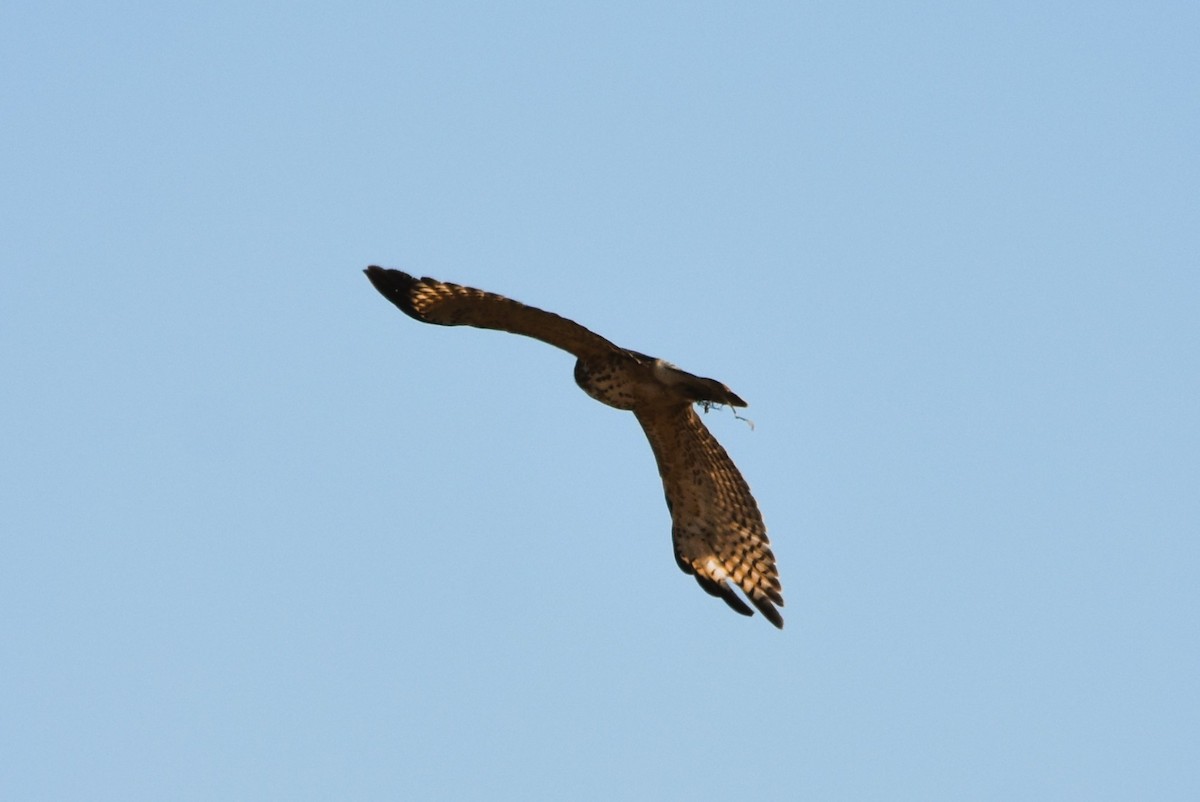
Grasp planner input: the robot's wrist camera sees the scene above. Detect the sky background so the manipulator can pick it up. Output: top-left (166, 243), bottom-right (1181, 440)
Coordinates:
top-left (3, 2), bottom-right (1197, 799)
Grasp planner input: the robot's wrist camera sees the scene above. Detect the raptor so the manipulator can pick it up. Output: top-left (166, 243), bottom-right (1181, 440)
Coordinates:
top-left (364, 266), bottom-right (784, 627)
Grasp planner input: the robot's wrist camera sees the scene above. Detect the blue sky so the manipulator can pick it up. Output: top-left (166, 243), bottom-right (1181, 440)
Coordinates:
top-left (3, 2), bottom-right (1197, 799)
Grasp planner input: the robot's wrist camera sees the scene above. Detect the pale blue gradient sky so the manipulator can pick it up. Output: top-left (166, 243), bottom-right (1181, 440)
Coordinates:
top-left (3, 2), bottom-right (1197, 799)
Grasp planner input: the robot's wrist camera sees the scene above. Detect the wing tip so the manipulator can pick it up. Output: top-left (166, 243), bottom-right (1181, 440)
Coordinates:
top-left (694, 573), bottom-right (784, 628)
top-left (364, 265), bottom-right (429, 323)
top-left (691, 569), bottom-right (782, 624)
top-left (753, 595), bottom-right (785, 629)
top-left (677, 549), bottom-right (784, 629)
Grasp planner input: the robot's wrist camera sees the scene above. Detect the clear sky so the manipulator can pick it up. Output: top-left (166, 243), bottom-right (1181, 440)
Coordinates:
top-left (3, 2), bottom-right (1197, 799)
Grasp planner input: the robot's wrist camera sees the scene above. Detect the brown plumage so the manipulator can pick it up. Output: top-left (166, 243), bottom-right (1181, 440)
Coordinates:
top-left (364, 265), bottom-right (784, 628)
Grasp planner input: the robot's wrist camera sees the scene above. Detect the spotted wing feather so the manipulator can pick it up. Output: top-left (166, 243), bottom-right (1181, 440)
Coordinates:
top-left (634, 405), bottom-right (784, 628)
top-left (365, 266), bottom-right (621, 359)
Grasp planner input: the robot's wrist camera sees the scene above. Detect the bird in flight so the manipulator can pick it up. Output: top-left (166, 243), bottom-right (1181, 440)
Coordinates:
top-left (364, 266), bottom-right (784, 628)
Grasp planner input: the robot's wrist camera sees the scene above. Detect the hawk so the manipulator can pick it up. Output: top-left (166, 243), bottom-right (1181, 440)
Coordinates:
top-left (365, 266), bottom-right (784, 628)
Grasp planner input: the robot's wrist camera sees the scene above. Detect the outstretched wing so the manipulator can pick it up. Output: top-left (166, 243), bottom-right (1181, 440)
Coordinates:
top-left (365, 266), bottom-right (622, 359)
top-left (634, 404), bottom-right (784, 628)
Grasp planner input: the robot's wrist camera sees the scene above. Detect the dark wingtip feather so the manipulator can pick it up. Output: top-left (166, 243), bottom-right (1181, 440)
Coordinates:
top-left (694, 574), bottom-right (754, 617)
top-left (752, 595), bottom-right (785, 629)
top-left (364, 265), bottom-right (425, 322)
top-left (721, 590), bottom-right (756, 618)
top-left (686, 559), bottom-right (783, 627)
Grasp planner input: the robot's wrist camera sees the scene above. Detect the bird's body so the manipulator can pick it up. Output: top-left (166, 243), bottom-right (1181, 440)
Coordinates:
top-left (573, 352), bottom-right (743, 411)
top-left (364, 266), bottom-right (784, 628)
